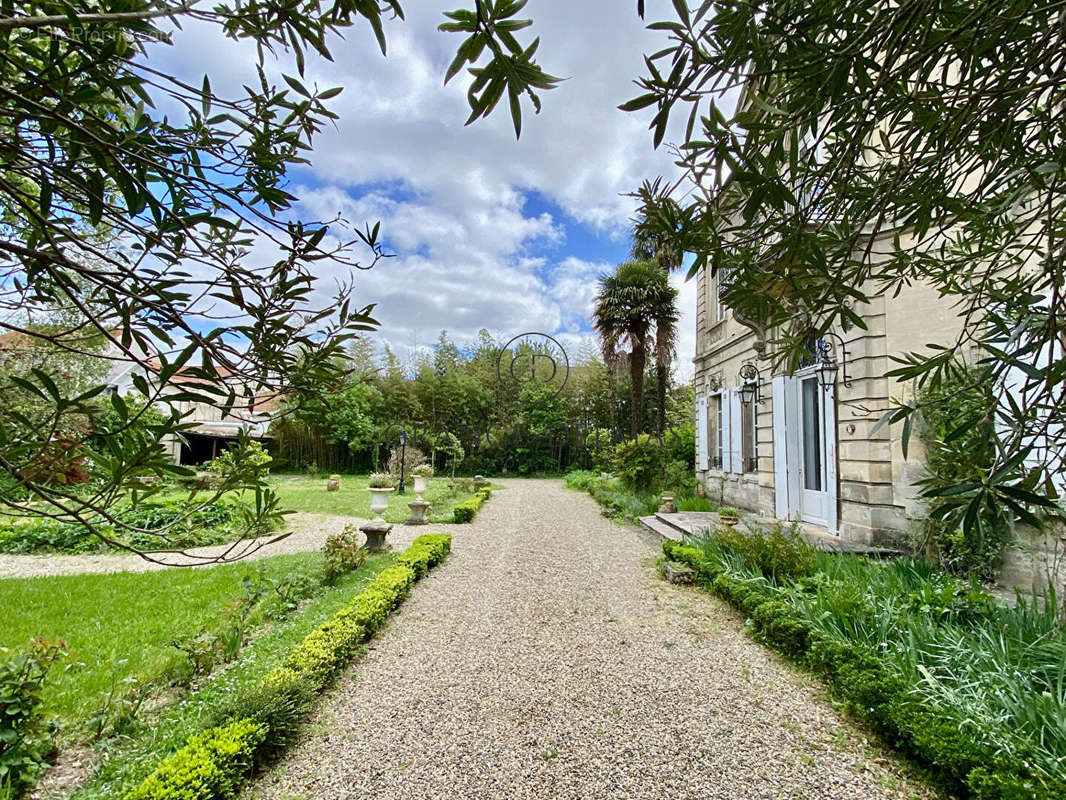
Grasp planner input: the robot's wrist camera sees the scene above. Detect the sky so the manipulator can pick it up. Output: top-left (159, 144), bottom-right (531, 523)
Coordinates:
top-left (155, 0), bottom-right (696, 379)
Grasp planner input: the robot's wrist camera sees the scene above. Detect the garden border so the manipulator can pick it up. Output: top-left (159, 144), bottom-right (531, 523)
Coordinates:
top-left (662, 540), bottom-right (1066, 800)
top-left (123, 534), bottom-right (452, 800)
top-left (452, 487), bottom-right (492, 523)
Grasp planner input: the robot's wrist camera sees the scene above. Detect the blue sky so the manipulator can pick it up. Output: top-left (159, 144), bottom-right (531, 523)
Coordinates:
top-left (156, 1), bottom-right (696, 377)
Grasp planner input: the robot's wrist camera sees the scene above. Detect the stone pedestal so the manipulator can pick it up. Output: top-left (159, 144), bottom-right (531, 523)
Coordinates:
top-left (658, 493), bottom-right (677, 514)
top-left (360, 519), bottom-right (393, 551)
top-left (405, 500), bottom-right (430, 525)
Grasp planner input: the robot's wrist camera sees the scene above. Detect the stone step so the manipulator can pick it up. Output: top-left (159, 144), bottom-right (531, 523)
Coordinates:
top-left (653, 512), bottom-right (692, 536)
top-left (639, 515), bottom-right (684, 542)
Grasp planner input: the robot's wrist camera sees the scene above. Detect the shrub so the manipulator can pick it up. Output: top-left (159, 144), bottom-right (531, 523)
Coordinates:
top-left (713, 523), bottom-right (817, 580)
top-left (582, 428), bottom-right (616, 472)
top-left (385, 445), bottom-right (426, 484)
top-left (123, 719), bottom-right (267, 800)
top-left (0, 640), bottom-right (67, 797)
top-left (452, 489), bottom-right (491, 523)
top-left (662, 424), bottom-right (696, 469)
top-left (613, 434), bottom-right (664, 492)
top-left (0, 499), bottom-right (257, 555)
top-left (205, 440), bottom-right (272, 480)
top-left (322, 525), bottom-right (365, 585)
top-left (916, 363), bottom-right (1012, 578)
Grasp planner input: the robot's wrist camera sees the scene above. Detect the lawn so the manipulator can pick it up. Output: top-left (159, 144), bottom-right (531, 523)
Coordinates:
top-left (69, 552), bottom-right (397, 799)
top-left (0, 550), bottom-right (388, 735)
top-left (268, 473), bottom-right (482, 523)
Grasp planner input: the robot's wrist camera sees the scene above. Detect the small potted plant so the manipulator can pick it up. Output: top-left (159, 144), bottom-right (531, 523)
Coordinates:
top-left (411, 464), bottom-right (433, 499)
top-left (366, 472), bottom-right (396, 519)
top-left (717, 507), bottom-right (740, 528)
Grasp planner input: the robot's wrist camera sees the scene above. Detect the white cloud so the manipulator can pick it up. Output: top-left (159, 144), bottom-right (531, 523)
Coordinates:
top-left (147, 0), bottom-right (695, 375)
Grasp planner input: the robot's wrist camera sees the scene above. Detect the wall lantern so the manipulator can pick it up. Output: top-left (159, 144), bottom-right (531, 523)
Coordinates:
top-left (738, 362), bottom-right (762, 405)
top-left (815, 332), bottom-right (852, 393)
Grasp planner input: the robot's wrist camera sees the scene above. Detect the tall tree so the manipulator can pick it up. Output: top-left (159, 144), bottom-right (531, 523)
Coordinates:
top-left (593, 261), bottom-right (679, 438)
top-left (630, 178), bottom-right (689, 434)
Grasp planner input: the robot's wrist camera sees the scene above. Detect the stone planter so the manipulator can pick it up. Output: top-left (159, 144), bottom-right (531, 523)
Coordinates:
top-left (412, 475), bottom-right (428, 500)
top-left (658, 493), bottom-right (678, 514)
top-left (718, 514), bottom-right (740, 528)
top-left (326, 478), bottom-right (340, 492)
top-left (405, 499), bottom-right (430, 525)
top-left (368, 487), bottom-right (394, 520)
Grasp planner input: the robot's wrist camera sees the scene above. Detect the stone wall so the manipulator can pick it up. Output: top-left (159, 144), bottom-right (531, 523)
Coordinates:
top-left (997, 522), bottom-right (1066, 597)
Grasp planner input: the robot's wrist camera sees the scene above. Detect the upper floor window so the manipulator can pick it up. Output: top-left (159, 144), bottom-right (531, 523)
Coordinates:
top-left (715, 267), bottom-right (731, 323)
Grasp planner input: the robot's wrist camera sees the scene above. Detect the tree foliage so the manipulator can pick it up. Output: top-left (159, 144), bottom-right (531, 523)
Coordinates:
top-left (593, 260), bottom-right (679, 438)
top-left (0, 0), bottom-right (558, 560)
top-left (628, 0), bottom-right (1066, 530)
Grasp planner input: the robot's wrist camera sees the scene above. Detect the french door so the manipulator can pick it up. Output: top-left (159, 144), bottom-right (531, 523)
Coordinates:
top-left (774, 372), bottom-right (838, 532)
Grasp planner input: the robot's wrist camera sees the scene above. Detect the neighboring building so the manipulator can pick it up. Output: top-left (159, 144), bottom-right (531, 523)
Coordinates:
top-left (693, 239), bottom-right (965, 547)
top-left (1, 329), bottom-right (275, 466)
top-left (101, 336), bottom-right (277, 465)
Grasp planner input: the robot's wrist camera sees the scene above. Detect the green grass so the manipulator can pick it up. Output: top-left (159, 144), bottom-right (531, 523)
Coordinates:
top-left (71, 552), bottom-right (395, 799)
top-left (268, 474), bottom-right (482, 522)
top-left (0, 553), bottom-right (325, 731)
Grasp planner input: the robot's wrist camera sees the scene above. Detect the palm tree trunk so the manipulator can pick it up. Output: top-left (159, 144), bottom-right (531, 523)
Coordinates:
top-left (630, 334), bottom-right (646, 438)
top-left (656, 359), bottom-right (667, 434)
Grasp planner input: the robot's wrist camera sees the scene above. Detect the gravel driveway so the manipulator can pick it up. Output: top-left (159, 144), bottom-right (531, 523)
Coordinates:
top-left (247, 479), bottom-right (934, 800)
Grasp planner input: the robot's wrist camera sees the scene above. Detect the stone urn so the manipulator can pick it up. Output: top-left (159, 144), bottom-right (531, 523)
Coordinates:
top-left (718, 513), bottom-right (740, 528)
top-left (368, 487), bottom-right (394, 520)
top-left (326, 475), bottom-right (341, 492)
top-left (405, 499), bottom-right (430, 526)
top-left (412, 475), bottom-right (428, 500)
top-left (658, 493), bottom-right (678, 514)
top-left (473, 474), bottom-right (489, 491)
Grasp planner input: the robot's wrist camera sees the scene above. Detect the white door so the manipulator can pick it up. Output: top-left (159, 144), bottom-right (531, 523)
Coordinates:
top-left (781, 372), bottom-right (838, 532)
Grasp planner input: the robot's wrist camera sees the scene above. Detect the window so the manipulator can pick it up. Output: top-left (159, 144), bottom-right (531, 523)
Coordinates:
top-left (741, 397), bottom-right (757, 473)
top-left (715, 268), bottom-right (731, 322)
top-left (708, 394), bottom-right (723, 469)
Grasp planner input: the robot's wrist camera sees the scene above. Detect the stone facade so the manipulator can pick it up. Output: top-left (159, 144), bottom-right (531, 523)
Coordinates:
top-left (693, 253), bottom-right (966, 547)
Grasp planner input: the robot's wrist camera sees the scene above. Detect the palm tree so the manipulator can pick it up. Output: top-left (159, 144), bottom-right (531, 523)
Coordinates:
top-left (631, 179), bottom-right (687, 434)
top-left (593, 261), bottom-right (679, 438)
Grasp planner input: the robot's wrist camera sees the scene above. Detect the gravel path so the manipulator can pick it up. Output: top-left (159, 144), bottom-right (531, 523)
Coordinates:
top-left (247, 479), bottom-right (934, 800)
top-left (0, 513), bottom-right (453, 578)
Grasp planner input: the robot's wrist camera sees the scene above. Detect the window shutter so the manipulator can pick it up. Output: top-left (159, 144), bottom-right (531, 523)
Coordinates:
top-left (721, 391), bottom-right (732, 473)
top-left (772, 376), bottom-right (789, 519)
top-left (695, 396), bottom-right (708, 471)
top-left (729, 389), bottom-right (743, 474)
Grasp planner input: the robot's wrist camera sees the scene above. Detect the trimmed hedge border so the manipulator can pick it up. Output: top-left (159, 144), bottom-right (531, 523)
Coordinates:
top-left (662, 541), bottom-right (1066, 800)
top-left (123, 534), bottom-right (452, 800)
top-left (452, 487), bottom-right (492, 523)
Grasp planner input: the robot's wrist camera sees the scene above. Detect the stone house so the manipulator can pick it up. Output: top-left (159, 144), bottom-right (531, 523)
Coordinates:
top-left (693, 248), bottom-right (963, 547)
